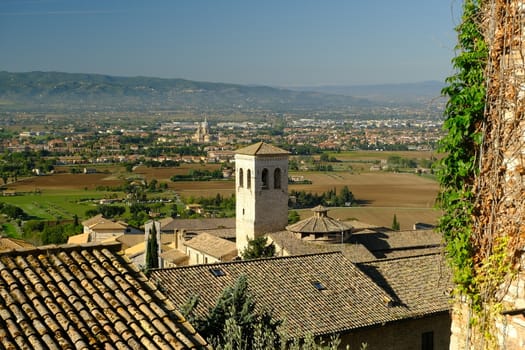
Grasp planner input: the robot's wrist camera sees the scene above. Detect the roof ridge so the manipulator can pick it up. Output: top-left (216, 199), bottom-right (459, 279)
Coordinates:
top-left (357, 251), bottom-right (444, 264)
top-left (157, 250), bottom-right (347, 271)
top-left (254, 141), bottom-right (264, 153)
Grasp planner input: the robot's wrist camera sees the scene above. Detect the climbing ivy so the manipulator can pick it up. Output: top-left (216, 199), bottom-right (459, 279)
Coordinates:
top-left (436, 0), bottom-right (487, 295)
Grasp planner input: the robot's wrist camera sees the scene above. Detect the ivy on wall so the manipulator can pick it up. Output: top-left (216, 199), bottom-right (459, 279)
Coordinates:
top-left (438, 1), bottom-right (525, 347)
top-left (436, 0), bottom-right (487, 296)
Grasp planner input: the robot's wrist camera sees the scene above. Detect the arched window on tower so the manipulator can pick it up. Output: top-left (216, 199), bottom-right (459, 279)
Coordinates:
top-left (247, 169), bottom-right (251, 189)
top-left (239, 168), bottom-right (243, 188)
top-left (262, 168), bottom-right (269, 189)
top-left (274, 168), bottom-right (281, 189)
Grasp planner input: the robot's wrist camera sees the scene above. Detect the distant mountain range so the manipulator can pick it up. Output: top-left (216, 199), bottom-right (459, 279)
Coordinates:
top-left (0, 71), bottom-right (445, 113)
top-left (290, 81), bottom-right (446, 105)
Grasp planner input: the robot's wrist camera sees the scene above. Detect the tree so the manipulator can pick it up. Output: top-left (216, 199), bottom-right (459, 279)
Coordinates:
top-left (169, 204), bottom-right (179, 218)
top-left (338, 185), bottom-right (354, 206)
top-left (241, 236), bottom-right (275, 260)
top-left (288, 210), bottom-right (301, 224)
top-left (180, 275), bottom-right (348, 350)
top-left (145, 222), bottom-right (159, 271)
top-left (181, 275), bottom-right (281, 349)
top-left (391, 214), bottom-right (400, 231)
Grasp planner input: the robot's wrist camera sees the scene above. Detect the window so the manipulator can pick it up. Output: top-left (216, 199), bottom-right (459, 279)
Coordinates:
top-left (421, 331), bottom-right (433, 350)
top-left (274, 168), bottom-right (281, 189)
top-left (210, 268), bottom-right (226, 277)
top-left (247, 169), bottom-right (251, 189)
top-left (262, 168), bottom-right (269, 189)
top-left (311, 281), bottom-right (327, 291)
top-left (239, 169), bottom-right (243, 188)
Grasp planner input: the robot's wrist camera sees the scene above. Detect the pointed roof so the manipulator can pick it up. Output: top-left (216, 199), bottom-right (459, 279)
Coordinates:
top-left (235, 142), bottom-right (290, 156)
top-left (286, 206), bottom-right (352, 234)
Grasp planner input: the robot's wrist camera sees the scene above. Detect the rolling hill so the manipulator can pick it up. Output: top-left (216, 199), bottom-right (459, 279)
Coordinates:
top-left (0, 71), bottom-right (373, 113)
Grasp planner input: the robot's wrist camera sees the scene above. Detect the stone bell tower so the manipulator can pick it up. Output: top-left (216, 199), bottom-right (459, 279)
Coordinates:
top-left (235, 142), bottom-right (290, 252)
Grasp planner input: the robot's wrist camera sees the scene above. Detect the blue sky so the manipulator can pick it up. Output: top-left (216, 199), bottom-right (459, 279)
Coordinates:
top-left (0, 0), bottom-right (460, 86)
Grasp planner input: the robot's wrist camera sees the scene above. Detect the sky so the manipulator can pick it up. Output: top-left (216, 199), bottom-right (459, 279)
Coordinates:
top-left (0, 0), bottom-right (461, 87)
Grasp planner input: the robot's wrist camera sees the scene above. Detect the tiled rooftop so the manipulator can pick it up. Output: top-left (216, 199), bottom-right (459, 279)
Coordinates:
top-left (0, 237), bottom-right (35, 251)
top-left (358, 253), bottom-right (452, 316)
top-left (160, 218), bottom-right (235, 233)
top-left (0, 242), bottom-right (208, 349)
top-left (286, 205), bottom-right (352, 234)
top-left (350, 229), bottom-right (443, 258)
top-left (151, 252), bottom-right (449, 338)
top-left (268, 231), bottom-right (376, 262)
top-left (235, 142), bottom-right (290, 156)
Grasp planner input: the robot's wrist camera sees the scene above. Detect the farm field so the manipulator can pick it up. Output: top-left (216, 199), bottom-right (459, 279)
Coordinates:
top-left (332, 150), bottom-right (438, 161)
top-left (289, 171), bottom-right (440, 230)
top-left (0, 190), bottom-right (112, 220)
top-left (0, 166), bottom-right (440, 229)
top-left (290, 172), bottom-right (438, 208)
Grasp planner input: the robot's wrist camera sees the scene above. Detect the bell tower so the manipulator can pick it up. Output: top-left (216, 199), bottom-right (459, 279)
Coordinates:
top-left (235, 142), bottom-right (290, 253)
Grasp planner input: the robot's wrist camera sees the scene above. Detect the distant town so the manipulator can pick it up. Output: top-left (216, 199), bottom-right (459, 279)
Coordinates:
top-left (0, 112), bottom-right (442, 168)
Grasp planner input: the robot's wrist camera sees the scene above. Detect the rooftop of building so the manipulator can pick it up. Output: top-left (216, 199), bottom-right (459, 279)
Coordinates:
top-left (235, 141), bottom-right (290, 156)
top-left (0, 242), bottom-right (208, 349)
top-left (150, 251), bottom-right (451, 339)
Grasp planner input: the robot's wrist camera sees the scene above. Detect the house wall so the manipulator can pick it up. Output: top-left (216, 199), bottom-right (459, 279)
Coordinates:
top-left (185, 247), bottom-right (220, 265)
top-left (340, 313), bottom-right (451, 350)
top-left (89, 229), bottom-right (125, 242)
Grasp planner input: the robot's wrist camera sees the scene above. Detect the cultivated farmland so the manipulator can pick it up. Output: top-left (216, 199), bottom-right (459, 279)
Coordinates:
top-left (0, 164), bottom-right (440, 230)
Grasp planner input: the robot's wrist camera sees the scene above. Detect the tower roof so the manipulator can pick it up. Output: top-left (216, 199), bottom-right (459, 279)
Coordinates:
top-left (235, 141), bottom-right (290, 156)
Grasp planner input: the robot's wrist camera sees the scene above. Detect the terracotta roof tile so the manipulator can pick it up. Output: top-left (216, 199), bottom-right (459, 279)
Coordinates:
top-left (0, 242), bottom-right (209, 349)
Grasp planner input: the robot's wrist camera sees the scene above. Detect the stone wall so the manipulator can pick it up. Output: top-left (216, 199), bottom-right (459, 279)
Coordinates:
top-left (340, 313), bottom-right (451, 350)
top-left (450, 254), bottom-right (525, 350)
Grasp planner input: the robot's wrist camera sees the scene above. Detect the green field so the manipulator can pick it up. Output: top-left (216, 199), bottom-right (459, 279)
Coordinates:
top-left (0, 190), bottom-right (114, 220)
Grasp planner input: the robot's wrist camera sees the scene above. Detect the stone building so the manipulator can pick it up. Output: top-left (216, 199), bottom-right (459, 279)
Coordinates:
top-left (193, 117), bottom-right (211, 143)
top-left (235, 142), bottom-right (290, 252)
top-left (151, 251), bottom-right (452, 349)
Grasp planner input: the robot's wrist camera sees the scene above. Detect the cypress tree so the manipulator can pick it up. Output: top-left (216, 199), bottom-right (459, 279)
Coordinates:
top-left (392, 214), bottom-right (400, 231)
top-left (145, 221), bottom-right (159, 270)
